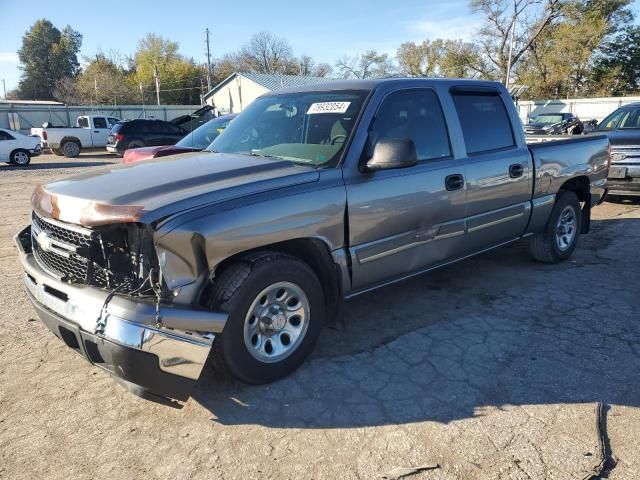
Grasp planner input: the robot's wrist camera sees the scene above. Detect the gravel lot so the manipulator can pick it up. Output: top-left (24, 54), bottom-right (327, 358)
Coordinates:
top-left (1, 153), bottom-right (639, 480)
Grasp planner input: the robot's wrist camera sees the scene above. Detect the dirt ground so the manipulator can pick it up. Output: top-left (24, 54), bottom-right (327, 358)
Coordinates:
top-left (1, 153), bottom-right (639, 480)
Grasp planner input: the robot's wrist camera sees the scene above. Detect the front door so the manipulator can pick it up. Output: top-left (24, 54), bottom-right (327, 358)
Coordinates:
top-left (450, 90), bottom-right (532, 253)
top-left (0, 130), bottom-right (17, 161)
top-left (345, 88), bottom-right (468, 291)
top-left (91, 117), bottom-right (111, 147)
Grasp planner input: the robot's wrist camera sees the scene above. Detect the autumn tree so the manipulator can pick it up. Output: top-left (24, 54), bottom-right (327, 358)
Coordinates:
top-left (17, 19), bottom-right (82, 100)
top-left (397, 39), bottom-right (490, 78)
top-left (129, 33), bottom-right (202, 104)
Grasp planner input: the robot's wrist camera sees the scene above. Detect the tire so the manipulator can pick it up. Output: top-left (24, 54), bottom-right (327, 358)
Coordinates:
top-left (61, 140), bottom-right (80, 158)
top-left (529, 190), bottom-right (581, 263)
top-left (51, 147), bottom-right (64, 156)
top-left (207, 252), bottom-right (325, 384)
top-left (10, 149), bottom-right (31, 166)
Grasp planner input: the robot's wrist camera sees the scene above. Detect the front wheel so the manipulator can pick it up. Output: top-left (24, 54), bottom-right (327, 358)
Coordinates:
top-left (208, 253), bottom-right (325, 384)
top-left (10, 149), bottom-right (31, 166)
top-left (529, 190), bottom-right (581, 263)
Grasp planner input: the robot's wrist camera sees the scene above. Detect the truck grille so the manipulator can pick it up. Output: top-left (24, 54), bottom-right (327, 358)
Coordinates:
top-left (31, 212), bottom-right (120, 290)
top-left (31, 212), bottom-right (95, 283)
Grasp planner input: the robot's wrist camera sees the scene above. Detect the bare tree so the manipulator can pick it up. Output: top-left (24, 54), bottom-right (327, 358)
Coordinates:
top-left (471, 0), bottom-right (563, 83)
top-left (240, 31), bottom-right (294, 74)
top-left (335, 51), bottom-right (394, 79)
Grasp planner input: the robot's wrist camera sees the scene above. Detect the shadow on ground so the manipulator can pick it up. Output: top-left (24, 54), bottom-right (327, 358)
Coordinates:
top-left (191, 216), bottom-right (640, 428)
top-left (1, 160), bottom-right (116, 171)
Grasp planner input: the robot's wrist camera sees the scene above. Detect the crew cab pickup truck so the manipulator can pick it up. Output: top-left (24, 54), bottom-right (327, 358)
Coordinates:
top-left (15, 79), bottom-right (609, 403)
top-left (31, 115), bottom-right (121, 157)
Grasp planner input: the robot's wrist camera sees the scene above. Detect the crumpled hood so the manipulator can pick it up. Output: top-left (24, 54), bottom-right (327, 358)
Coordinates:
top-left (34, 151), bottom-right (319, 227)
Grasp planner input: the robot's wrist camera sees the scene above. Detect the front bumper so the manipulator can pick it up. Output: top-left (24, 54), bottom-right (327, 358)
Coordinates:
top-left (30, 146), bottom-right (42, 157)
top-left (606, 165), bottom-right (640, 197)
top-left (15, 225), bottom-right (225, 402)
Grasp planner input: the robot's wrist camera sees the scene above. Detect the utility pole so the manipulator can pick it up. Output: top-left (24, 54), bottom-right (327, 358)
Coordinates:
top-left (153, 62), bottom-right (161, 106)
top-left (205, 28), bottom-right (212, 93)
top-left (505, 17), bottom-right (516, 87)
top-left (1, 79), bottom-right (6, 99)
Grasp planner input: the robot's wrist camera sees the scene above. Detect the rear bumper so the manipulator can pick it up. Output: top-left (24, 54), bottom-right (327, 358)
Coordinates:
top-left (15, 225), bottom-right (224, 402)
top-left (106, 145), bottom-right (123, 154)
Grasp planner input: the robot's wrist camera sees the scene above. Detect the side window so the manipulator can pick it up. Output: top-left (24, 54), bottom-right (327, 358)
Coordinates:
top-left (77, 117), bottom-right (89, 128)
top-left (599, 110), bottom-right (628, 131)
top-left (0, 131), bottom-right (14, 140)
top-left (619, 108), bottom-right (640, 129)
top-left (93, 117), bottom-right (107, 129)
top-left (369, 89), bottom-right (451, 161)
top-left (452, 93), bottom-right (515, 154)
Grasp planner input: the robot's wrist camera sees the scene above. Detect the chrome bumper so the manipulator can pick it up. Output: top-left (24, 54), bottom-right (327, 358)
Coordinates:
top-left (15, 225), bottom-right (226, 401)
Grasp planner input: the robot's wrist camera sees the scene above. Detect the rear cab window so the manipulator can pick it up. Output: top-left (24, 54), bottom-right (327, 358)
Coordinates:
top-left (451, 91), bottom-right (515, 155)
top-left (77, 117), bottom-right (89, 128)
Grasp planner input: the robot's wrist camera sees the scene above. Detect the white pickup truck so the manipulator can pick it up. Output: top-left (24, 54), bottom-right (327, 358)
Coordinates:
top-left (31, 115), bottom-right (121, 157)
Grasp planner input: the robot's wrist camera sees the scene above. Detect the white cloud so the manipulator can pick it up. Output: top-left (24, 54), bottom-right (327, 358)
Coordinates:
top-left (405, 16), bottom-right (481, 42)
top-left (0, 52), bottom-right (19, 63)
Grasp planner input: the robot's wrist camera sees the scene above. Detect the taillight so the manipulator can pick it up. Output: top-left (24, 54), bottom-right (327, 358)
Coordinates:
top-left (115, 133), bottom-right (124, 143)
top-left (42, 131), bottom-right (47, 140)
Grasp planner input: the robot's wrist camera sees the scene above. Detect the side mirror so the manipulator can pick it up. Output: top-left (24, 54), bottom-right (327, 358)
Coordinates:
top-left (365, 138), bottom-right (418, 172)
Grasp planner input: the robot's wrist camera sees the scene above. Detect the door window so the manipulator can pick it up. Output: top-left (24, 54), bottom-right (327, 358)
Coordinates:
top-left (452, 93), bottom-right (515, 154)
top-left (0, 131), bottom-right (15, 140)
top-left (368, 89), bottom-right (451, 161)
top-left (77, 117), bottom-right (89, 128)
top-left (93, 117), bottom-right (108, 129)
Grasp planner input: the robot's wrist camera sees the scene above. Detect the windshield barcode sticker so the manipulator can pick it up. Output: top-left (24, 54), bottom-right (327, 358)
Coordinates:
top-left (307, 102), bottom-right (351, 114)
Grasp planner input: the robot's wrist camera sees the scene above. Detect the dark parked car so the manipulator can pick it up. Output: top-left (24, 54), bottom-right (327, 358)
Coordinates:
top-left (106, 119), bottom-right (188, 155)
top-left (593, 103), bottom-right (640, 197)
top-left (525, 112), bottom-right (583, 135)
top-left (123, 114), bottom-right (237, 164)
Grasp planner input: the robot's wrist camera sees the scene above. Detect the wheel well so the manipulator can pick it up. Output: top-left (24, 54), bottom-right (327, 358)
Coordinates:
top-left (213, 238), bottom-right (343, 326)
top-left (558, 175), bottom-right (591, 233)
top-left (60, 137), bottom-right (81, 146)
top-left (558, 176), bottom-right (590, 202)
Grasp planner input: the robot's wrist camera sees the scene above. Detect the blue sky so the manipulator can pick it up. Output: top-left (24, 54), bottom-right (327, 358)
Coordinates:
top-left (1, 0), bottom-right (639, 93)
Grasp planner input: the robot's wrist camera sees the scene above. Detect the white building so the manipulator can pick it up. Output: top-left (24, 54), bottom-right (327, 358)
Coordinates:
top-left (203, 72), bottom-right (329, 114)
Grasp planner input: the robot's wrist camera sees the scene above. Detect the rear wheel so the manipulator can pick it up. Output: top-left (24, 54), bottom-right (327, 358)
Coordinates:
top-left (10, 149), bottom-right (31, 166)
top-left (207, 253), bottom-right (325, 384)
top-left (529, 190), bottom-right (581, 263)
top-left (61, 140), bottom-right (80, 158)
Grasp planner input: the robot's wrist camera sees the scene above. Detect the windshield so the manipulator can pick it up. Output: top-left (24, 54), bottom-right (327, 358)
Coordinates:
top-left (208, 90), bottom-right (368, 167)
top-left (528, 114), bottom-right (563, 125)
top-left (176, 115), bottom-right (235, 150)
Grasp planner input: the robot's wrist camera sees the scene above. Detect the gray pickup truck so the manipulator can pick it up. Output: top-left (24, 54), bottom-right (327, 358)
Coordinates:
top-left (15, 79), bottom-right (609, 402)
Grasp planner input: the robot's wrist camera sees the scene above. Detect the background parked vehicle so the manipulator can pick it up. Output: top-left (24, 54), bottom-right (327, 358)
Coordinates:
top-left (169, 105), bottom-right (216, 132)
top-left (106, 119), bottom-right (188, 155)
top-left (592, 103), bottom-right (640, 197)
top-left (0, 128), bottom-right (42, 166)
top-left (524, 112), bottom-right (583, 135)
top-left (123, 113), bottom-right (237, 164)
top-left (16, 78), bottom-right (610, 402)
top-left (30, 115), bottom-right (121, 158)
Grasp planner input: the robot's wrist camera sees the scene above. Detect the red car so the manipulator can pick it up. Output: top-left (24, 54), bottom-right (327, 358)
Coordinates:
top-left (122, 113), bottom-right (237, 164)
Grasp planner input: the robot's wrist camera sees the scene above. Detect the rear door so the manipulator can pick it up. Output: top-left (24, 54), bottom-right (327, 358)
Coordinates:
top-left (345, 87), bottom-right (468, 291)
top-left (450, 88), bottom-right (532, 252)
top-left (91, 117), bottom-right (111, 147)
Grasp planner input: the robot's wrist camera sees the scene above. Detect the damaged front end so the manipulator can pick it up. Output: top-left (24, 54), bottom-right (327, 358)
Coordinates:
top-left (16, 207), bottom-right (227, 403)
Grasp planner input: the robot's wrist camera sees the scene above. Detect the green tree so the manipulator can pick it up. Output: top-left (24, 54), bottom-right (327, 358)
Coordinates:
top-left (17, 19), bottom-right (82, 100)
top-left (590, 25), bottom-right (640, 95)
top-left (77, 54), bottom-right (137, 104)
